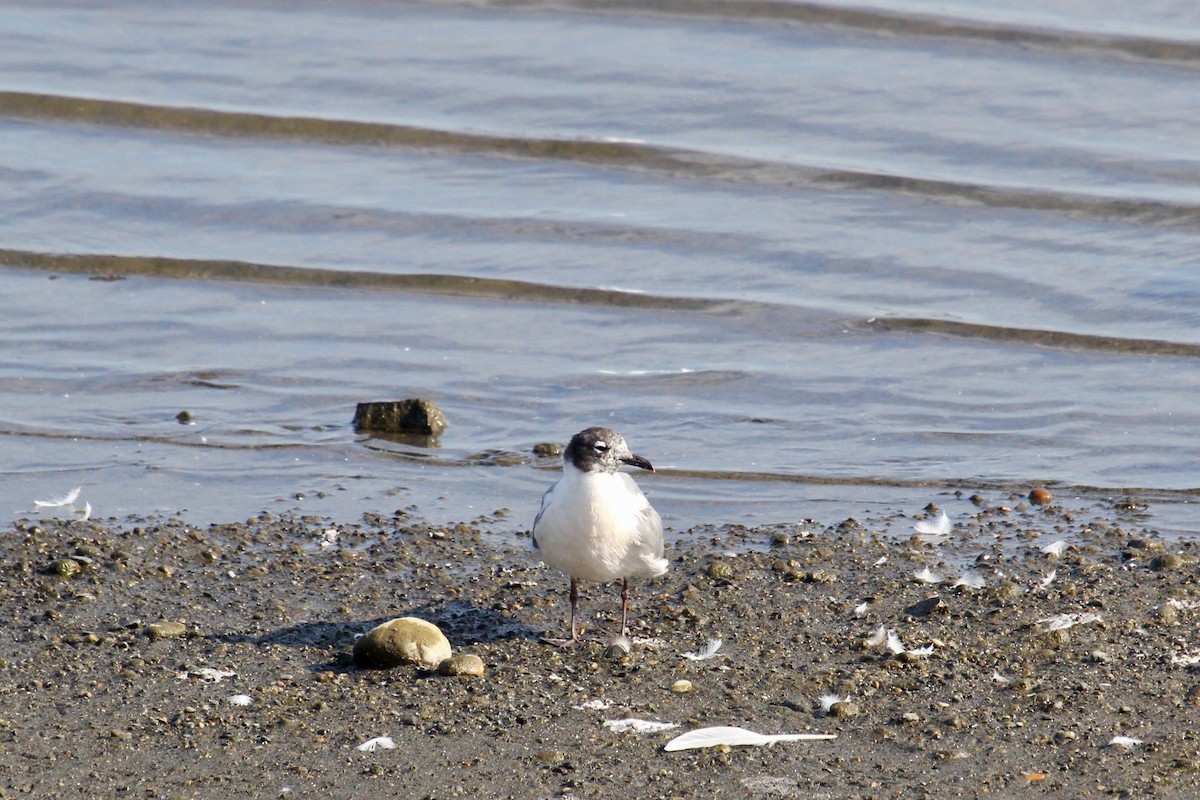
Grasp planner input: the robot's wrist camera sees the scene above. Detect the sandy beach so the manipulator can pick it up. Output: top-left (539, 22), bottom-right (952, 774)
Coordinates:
top-left (2, 495), bottom-right (1198, 798)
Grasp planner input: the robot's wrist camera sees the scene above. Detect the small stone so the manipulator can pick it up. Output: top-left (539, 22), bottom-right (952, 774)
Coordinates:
top-left (804, 569), bottom-right (836, 584)
top-left (671, 679), bottom-right (694, 694)
top-left (535, 749), bottom-right (565, 765)
top-left (905, 596), bottom-right (948, 617)
top-left (146, 621), bottom-right (187, 639)
top-left (828, 700), bottom-right (860, 718)
top-left (532, 442), bottom-right (562, 458)
top-left (354, 617), bottom-right (452, 669)
top-left (49, 558), bottom-right (82, 578)
top-left (1159, 604), bottom-right (1180, 624)
top-left (1029, 487), bottom-right (1053, 505)
top-left (352, 399), bottom-right (448, 436)
top-left (1090, 650), bottom-right (1112, 663)
top-left (436, 653), bottom-right (485, 678)
top-left (770, 532), bottom-right (791, 548)
top-left (1152, 553), bottom-right (1182, 572)
top-left (707, 560), bottom-right (735, 581)
top-left (1054, 730), bottom-right (1077, 744)
top-left (176, 410), bottom-right (193, 424)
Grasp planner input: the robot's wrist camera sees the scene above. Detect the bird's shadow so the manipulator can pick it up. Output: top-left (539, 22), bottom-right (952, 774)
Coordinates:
top-left (210, 600), bottom-right (541, 673)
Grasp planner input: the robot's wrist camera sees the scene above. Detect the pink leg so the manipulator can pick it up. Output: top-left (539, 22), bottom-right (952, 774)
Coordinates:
top-left (541, 577), bottom-right (582, 646)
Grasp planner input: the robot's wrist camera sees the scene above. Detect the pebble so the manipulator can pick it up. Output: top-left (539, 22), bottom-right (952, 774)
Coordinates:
top-left (671, 679), bottom-right (693, 694)
top-left (49, 558), bottom-right (82, 578)
top-left (829, 700), bottom-right (860, 718)
top-left (707, 561), bottom-right (735, 581)
top-left (1151, 553), bottom-right (1182, 571)
top-left (436, 653), bottom-right (485, 678)
top-left (353, 617), bottom-right (452, 669)
top-left (146, 621), bottom-right (188, 639)
top-left (906, 596), bottom-right (948, 617)
top-left (1029, 487), bottom-right (1053, 505)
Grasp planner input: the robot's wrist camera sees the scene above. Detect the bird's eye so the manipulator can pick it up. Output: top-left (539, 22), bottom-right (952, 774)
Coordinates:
top-left (593, 442), bottom-right (608, 452)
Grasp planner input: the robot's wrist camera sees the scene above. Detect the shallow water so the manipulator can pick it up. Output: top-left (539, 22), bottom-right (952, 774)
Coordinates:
top-left (3, 0), bottom-right (1199, 535)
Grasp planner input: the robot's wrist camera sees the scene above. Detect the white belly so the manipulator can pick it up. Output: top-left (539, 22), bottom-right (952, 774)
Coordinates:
top-left (533, 470), bottom-right (667, 584)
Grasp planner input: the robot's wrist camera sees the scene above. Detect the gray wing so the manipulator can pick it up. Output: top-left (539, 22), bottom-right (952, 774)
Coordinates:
top-left (635, 502), bottom-right (665, 557)
top-left (531, 479), bottom-right (560, 549)
top-left (620, 473), bottom-right (664, 556)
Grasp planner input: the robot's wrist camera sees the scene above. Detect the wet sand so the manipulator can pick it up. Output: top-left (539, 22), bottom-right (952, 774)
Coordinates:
top-left (3, 496), bottom-right (1198, 798)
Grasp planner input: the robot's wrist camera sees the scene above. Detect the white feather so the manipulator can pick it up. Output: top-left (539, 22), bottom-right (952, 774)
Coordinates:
top-left (872, 556), bottom-right (888, 567)
top-left (604, 718), bottom-right (679, 734)
top-left (817, 693), bottom-right (848, 713)
top-left (664, 726), bottom-right (837, 752)
top-left (1107, 735), bottom-right (1143, 749)
top-left (853, 601), bottom-right (869, 618)
top-left (913, 511), bottom-right (952, 543)
top-left (913, 567), bottom-right (944, 584)
top-left (77, 501), bottom-right (92, 522)
top-left (1038, 570), bottom-right (1057, 590)
top-left (886, 629), bottom-right (906, 655)
top-left (905, 644), bottom-right (934, 658)
top-left (356, 736), bottom-right (396, 752)
top-left (572, 699), bottom-right (612, 711)
top-left (683, 639), bottom-right (722, 661)
top-left (1040, 539), bottom-right (1068, 556)
top-left (1037, 612), bottom-right (1102, 632)
top-left (952, 571), bottom-right (986, 589)
top-left (227, 694), bottom-right (252, 706)
top-left (865, 626), bottom-right (889, 648)
top-left (35, 486), bottom-right (81, 508)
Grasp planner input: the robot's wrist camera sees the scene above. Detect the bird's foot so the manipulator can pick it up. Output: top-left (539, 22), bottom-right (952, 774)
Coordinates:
top-left (539, 635), bottom-right (582, 647)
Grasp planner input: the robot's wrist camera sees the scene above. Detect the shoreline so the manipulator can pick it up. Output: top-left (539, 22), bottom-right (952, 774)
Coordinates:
top-left (3, 498), bottom-right (1198, 798)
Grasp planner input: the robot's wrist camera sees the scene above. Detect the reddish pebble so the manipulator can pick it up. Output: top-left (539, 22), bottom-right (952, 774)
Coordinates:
top-left (1029, 487), bottom-right (1053, 505)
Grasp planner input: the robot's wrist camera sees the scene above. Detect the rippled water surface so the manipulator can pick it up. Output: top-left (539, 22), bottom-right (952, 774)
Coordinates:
top-left (3, 0), bottom-right (1199, 535)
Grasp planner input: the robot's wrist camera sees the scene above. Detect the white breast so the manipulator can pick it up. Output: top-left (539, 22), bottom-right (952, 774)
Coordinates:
top-left (533, 468), bottom-right (667, 584)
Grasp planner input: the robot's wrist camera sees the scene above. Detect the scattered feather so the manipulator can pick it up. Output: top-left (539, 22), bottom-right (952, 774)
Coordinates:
top-left (573, 699), bottom-right (612, 711)
top-left (77, 501), bottom-right (92, 522)
top-left (913, 510), bottom-right (951, 536)
top-left (356, 736), bottom-right (396, 752)
top-left (913, 567), bottom-right (944, 584)
top-left (1037, 570), bottom-right (1057, 591)
top-left (817, 694), bottom-right (849, 714)
top-left (1107, 735), bottom-right (1143, 749)
top-left (872, 556), bottom-right (887, 567)
top-left (913, 511), bottom-right (952, 544)
top-left (1166, 599), bottom-right (1200, 613)
top-left (885, 629), bottom-right (906, 655)
top-left (34, 487), bottom-right (81, 508)
top-left (865, 626), bottom-right (889, 648)
top-left (683, 638), bottom-right (722, 661)
top-left (604, 718), bottom-right (679, 734)
top-left (664, 726), bottom-right (836, 752)
top-left (853, 601), bottom-right (869, 618)
top-left (318, 528), bottom-right (339, 548)
top-left (227, 694), bottom-right (252, 706)
top-left (1171, 650), bottom-right (1200, 667)
top-left (1040, 539), bottom-right (1068, 556)
top-left (180, 667), bottom-right (236, 683)
top-left (952, 571), bottom-right (986, 590)
top-left (905, 644), bottom-right (934, 659)
top-left (742, 777), bottom-right (799, 794)
top-left (991, 670), bottom-right (1011, 686)
top-left (1037, 612), bottom-right (1102, 632)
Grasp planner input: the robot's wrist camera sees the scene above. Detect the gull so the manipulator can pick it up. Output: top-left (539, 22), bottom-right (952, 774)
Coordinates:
top-left (532, 427), bottom-right (667, 648)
